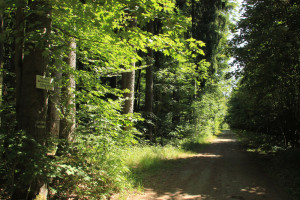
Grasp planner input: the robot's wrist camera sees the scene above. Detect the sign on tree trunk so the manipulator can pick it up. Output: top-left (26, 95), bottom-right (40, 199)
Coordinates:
top-left (36, 75), bottom-right (54, 90)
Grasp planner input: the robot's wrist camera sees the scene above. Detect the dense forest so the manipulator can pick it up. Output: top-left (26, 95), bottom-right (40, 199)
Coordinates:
top-left (0, 0), bottom-right (299, 199)
top-left (227, 0), bottom-right (300, 148)
top-left (0, 0), bottom-right (235, 198)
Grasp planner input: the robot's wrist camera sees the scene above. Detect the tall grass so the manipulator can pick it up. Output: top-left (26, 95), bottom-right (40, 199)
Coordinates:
top-left (118, 133), bottom-right (214, 191)
top-left (122, 132), bottom-right (215, 171)
top-left (123, 144), bottom-right (191, 170)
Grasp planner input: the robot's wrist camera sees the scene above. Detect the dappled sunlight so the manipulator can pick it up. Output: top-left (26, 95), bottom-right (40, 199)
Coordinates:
top-left (195, 153), bottom-right (222, 158)
top-left (180, 194), bottom-right (203, 199)
top-left (156, 190), bottom-right (205, 200)
top-left (213, 138), bottom-right (237, 143)
top-left (124, 131), bottom-right (285, 200)
top-left (240, 186), bottom-right (266, 195)
top-left (141, 185), bottom-right (268, 200)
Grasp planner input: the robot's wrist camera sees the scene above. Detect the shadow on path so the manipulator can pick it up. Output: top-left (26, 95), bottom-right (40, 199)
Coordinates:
top-left (128, 130), bottom-right (286, 200)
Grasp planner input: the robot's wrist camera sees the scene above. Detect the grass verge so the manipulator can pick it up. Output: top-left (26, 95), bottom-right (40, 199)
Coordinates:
top-left (115, 134), bottom-right (214, 199)
top-left (123, 144), bottom-right (193, 188)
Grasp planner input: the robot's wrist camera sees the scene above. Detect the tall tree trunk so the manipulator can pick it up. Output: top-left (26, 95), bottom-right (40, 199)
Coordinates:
top-left (122, 15), bottom-right (136, 118)
top-left (47, 64), bottom-right (62, 154)
top-left (14, 0), bottom-right (52, 199)
top-left (134, 68), bottom-right (142, 111)
top-left (0, 14), bottom-right (3, 126)
top-left (14, 5), bottom-right (25, 127)
top-left (59, 38), bottom-right (76, 141)
top-left (145, 21), bottom-right (154, 141)
top-left (153, 50), bottom-right (162, 140)
top-left (122, 69), bottom-right (135, 115)
top-left (145, 56), bottom-right (153, 114)
top-left (172, 88), bottom-right (180, 126)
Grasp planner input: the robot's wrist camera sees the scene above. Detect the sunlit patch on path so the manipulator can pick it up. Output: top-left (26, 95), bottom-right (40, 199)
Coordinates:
top-left (213, 137), bottom-right (237, 143)
top-left (124, 131), bottom-right (285, 200)
top-left (195, 153), bottom-right (222, 158)
top-left (240, 186), bottom-right (266, 195)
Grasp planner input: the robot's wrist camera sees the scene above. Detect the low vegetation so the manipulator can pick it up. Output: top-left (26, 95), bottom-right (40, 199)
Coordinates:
top-left (1, 0), bottom-right (299, 199)
top-left (115, 133), bottom-right (214, 198)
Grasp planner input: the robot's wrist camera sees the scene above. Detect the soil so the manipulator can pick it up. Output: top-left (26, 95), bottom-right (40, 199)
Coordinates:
top-left (120, 130), bottom-right (287, 200)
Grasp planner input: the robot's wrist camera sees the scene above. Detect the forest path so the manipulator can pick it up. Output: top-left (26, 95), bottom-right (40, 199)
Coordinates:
top-left (125, 130), bottom-right (286, 200)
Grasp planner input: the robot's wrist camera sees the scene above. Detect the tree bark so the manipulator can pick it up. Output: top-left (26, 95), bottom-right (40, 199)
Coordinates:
top-left (122, 14), bottom-right (136, 117)
top-left (18, 0), bottom-right (51, 142)
top-left (145, 57), bottom-right (154, 113)
top-left (14, 0), bottom-right (52, 199)
top-left (14, 5), bottom-right (25, 127)
top-left (122, 69), bottom-right (135, 115)
top-left (0, 14), bottom-right (3, 126)
top-left (134, 68), bottom-right (142, 111)
top-left (47, 63), bottom-right (62, 154)
top-left (59, 38), bottom-right (76, 141)
top-left (172, 88), bottom-right (180, 126)
top-left (145, 21), bottom-right (154, 140)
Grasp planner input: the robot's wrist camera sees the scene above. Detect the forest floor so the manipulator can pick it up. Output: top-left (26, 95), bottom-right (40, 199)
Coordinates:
top-left (114, 130), bottom-right (290, 200)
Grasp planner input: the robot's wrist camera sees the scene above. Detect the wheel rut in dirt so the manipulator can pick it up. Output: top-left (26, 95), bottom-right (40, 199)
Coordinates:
top-left (127, 130), bottom-right (286, 200)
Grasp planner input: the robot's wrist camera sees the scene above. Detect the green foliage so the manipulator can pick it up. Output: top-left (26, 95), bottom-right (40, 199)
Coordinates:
top-left (0, 0), bottom-right (234, 199)
top-left (228, 0), bottom-right (300, 148)
top-left (148, 0), bottom-right (234, 144)
top-left (188, 0), bottom-right (236, 84)
top-left (121, 143), bottom-right (192, 190)
top-left (50, 0), bottom-right (209, 197)
top-left (124, 144), bottom-right (187, 169)
top-left (48, 61), bottom-right (141, 199)
top-left (152, 57), bottom-right (230, 143)
top-left (0, 130), bottom-right (57, 199)
top-left (119, 133), bottom-right (214, 196)
top-left (192, 82), bottom-right (229, 136)
top-left (50, 137), bottom-right (131, 199)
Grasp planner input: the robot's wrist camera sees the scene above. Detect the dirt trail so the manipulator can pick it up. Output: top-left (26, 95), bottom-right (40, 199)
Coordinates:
top-left (125, 130), bottom-right (286, 200)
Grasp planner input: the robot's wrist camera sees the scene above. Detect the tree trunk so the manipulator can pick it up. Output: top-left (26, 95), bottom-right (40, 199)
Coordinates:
top-left (145, 56), bottom-right (154, 114)
top-left (59, 38), bottom-right (76, 141)
top-left (134, 68), bottom-right (142, 111)
top-left (14, 6), bottom-right (25, 127)
top-left (172, 89), bottom-right (180, 126)
top-left (0, 14), bottom-right (3, 126)
top-left (47, 63), bottom-right (62, 154)
top-left (14, 0), bottom-right (52, 199)
top-left (122, 69), bottom-right (135, 115)
top-left (122, 14), bottom-right (136, 118)
top-left (145, 21), bottom-right (154, 141)
top-left (153, 50), bottom-right (162, 140)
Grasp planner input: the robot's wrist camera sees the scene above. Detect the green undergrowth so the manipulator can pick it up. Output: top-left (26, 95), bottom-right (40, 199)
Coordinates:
top-left (234, 130), bottom-right (300, 200)
top-left (118, 134), bottom-right (214, 196)
top-left (124, 145), bottom-right (188, 169)
top-left (178, 134), bottom-right (215, 153)
top-left (234, 129), bottom-right (286, 153)
top-left (122, 144), bottom-right (192, 190)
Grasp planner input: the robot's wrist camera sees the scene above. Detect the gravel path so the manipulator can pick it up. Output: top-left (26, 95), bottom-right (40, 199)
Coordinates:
top-left (125, 130), bottom-right (286, 200)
